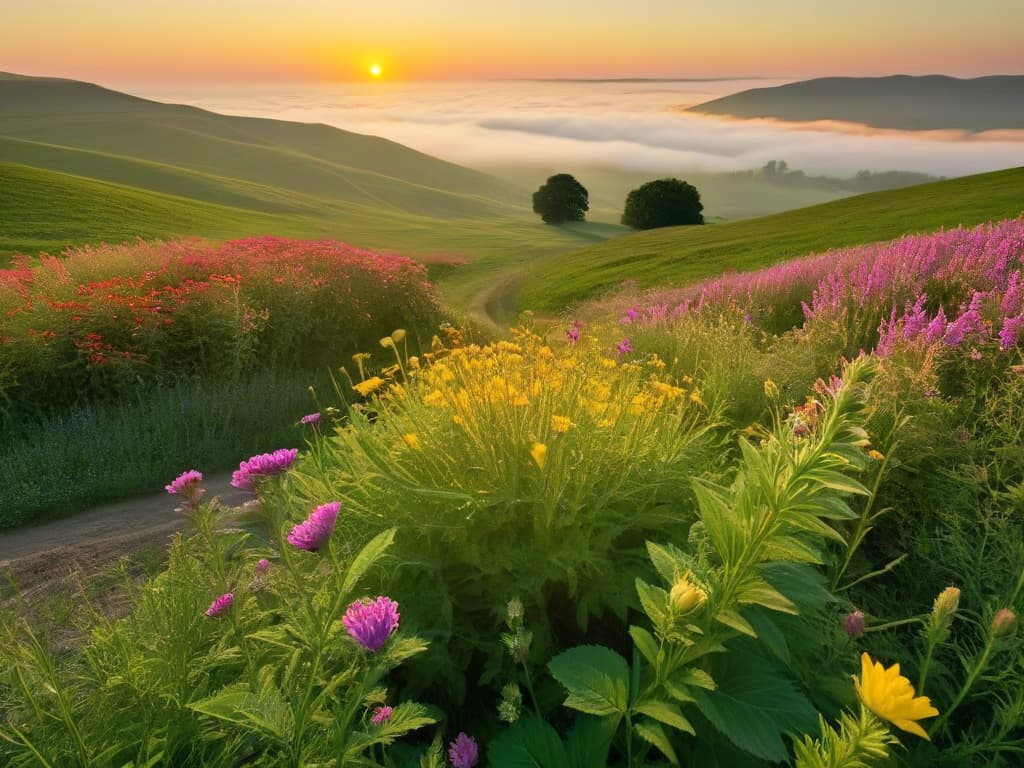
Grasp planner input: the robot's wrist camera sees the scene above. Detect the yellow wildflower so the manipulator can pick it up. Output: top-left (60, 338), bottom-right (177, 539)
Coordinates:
top-left (868, 449), bottom-right (885, 461)
top-left (530, 442), bottom-right (548, 469)
top-left (854, 653), bottom-right (938, 739)
top-left (402, 433), bottom-right (420, 449)
top-left (669, 574), bottom-right (707, 614)
top-left (551, 415), bottom-right (572, 434)
top-left (651, 381), bottom-right (686, 399)
top-left (424, 389), bottom-right (445, 407)
top-left (353, 376), bottom-right (384, 398)
top-left (600, 357), bottom-right (617, 369)
top-left (763, 379), bottom-right (780, 400)
top-left (689, 390), bottom-right (704, 407)
top-left (512, 394), bottom-right (530, 407)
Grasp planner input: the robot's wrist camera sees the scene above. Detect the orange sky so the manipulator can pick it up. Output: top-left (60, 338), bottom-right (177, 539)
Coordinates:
top-left (2, 1), bottom-right (1021, 83)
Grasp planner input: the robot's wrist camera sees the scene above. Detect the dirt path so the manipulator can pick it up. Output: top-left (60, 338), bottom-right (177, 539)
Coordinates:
top-left (0, 474), bottom-right (249, 596)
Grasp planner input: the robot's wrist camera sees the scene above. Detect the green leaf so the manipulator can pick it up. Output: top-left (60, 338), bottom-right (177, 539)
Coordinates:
top-left (812, 470), bottom-right (870, 496)
top-left (566, 715), bottom-right (619, 768)
top-left (346, 703), bottom-right (437, 753)
top-left (744, 608), bottom-right (790, 665)
top-left (634, 717), bottom-right (680, 765)
top-left (692, 480), bottom-right (738, 561)
top-left (341, 527), bottom-right (396, 597)
top-left (762, 562), bottom-right (834, 611)
top-left (635, 579), bottom-right (668, 633)
top-left (488, 715), bottom-right (569, 768)
top-left (548, 645), bottom-right (630, 717)
top-left (188, 684), bottom-right (292, 743)
top-left (714, 610), bottom-right (758, 638)
top-left (629, 625), bottom-right (660, 667)
top-left (635, 700), bottom-right (695, 735)
top-left (690, 649), bottom-right (818, 763)
top-left (736, 577), bottom-right (799, 615)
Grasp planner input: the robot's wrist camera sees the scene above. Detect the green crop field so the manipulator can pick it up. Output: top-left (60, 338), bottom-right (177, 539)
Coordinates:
top-left (517, 166), bottom-right (1024, 312)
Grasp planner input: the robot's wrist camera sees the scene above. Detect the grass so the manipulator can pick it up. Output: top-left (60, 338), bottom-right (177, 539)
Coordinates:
top-left (517, 166), bottom-right (1024, 312)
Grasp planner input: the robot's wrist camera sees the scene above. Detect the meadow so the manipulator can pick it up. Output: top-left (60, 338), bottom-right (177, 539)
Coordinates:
top-left (2, 218), bottom-right (1021, 766)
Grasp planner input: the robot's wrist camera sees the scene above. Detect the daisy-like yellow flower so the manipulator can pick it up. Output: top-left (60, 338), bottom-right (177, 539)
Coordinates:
top-left (530, 442), bottom-right (548, 469)
top-left (551, 415), bottom-right (572, 433)
top-left (402, 433), bottom-right (420, 449)
top-left (854, 653), bottom-right (938, 739)
top-left (353, 376), bottom-right (384, 397)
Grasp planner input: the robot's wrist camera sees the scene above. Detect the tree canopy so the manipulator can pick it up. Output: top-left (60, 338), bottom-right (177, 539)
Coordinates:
top-left (621, 178), bottom-right (704, 230)
top-left (532, 174), bottom-right (589, 225)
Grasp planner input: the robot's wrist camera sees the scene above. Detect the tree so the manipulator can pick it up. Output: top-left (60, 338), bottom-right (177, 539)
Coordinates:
top-left (532, 174), bottom-right (589, 224)
top-left (621, 178), bottom-right (704, 230)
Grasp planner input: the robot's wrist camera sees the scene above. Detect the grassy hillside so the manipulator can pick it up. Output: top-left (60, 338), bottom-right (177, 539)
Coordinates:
top-left (517, 166), bottom-right (1024, 312)
top-left (688, 75), bottom-right (1024, 131)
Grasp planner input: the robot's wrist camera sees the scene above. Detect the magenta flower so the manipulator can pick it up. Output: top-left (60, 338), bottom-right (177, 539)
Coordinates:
top-left (165, 469), bottom-right (205, 509)
top-left (448, 732), bottom-right (479, 768)
top-left (843, 610), bottom-right (865, 638)
top-left (231, 448), bottom-right (298, 491)
top-left (205, 592), bottom-right (234, 618)
top-left (300, 412), bottom-right (321, 425)
top-left (616, 338), bottom-right (633, 356)
top-left (565, 321), bottom-right (581, 345)
top-left (255, 558), bottom-right (272, 574)
top-left (371, 705), bottom-right (393, 725)
top-left (287, 501), bottom-right (340, 551)
top-left (343, 596), bottom-right (400, 652)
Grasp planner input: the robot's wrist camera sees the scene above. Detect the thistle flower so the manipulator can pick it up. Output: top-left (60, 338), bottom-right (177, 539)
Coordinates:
top-left (530, 442), bottom-right (548, 469)
top-left (844, 610), bottom-right (865, 638)
top-left (991, 608), bottom-right (1018, 638)
top-left (343, 596), bottom-right (400, 652)
top-left (854, 653), bottom-right (938, 739)
top-left (371, 705), bottom-right (393, 725)
top-left (287, 501), bottom-right (341, 551)
top-left (353, 376), bottom-right (385, 398)
top-left (205, 592), bottom-right (234, 618)
top-left (165, 469), bottom-right (205, 510)
top-left (300, 412), bottom-right (321, 425)
top-left (448, 732), bottom-right (479, 768)
top-left (231, 448), bottom-right (298, 491)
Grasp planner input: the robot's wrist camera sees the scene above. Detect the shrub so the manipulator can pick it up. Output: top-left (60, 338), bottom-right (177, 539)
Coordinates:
top-left (621, 178), bottom-right (704, 230)
top-left (532, 174), bottom-right (589, 225)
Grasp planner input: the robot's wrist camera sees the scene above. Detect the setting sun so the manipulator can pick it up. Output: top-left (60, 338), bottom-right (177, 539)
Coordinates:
top-left (369, 63), bottom-right (382, 77)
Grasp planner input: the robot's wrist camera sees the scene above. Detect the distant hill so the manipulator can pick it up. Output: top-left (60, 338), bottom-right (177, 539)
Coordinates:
top-left (687, 75), bottom-right (1024, 131)
top-left (517, 166), bottom-right (1024, 312)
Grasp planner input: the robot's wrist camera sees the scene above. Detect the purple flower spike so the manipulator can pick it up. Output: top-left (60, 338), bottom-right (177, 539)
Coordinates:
top-left (449, 732), bottom-right (479, 768)
top-left (255, 558), bottom-right (272, 574)
top-left (287, 502), bottom-right (340, 551)
top-left (231, 448), bottom-right (298, 492)
top-left (371, 705), bottom-right (393, 725)
top-left (205, 592), bottom-right (233, 618)
top-left (300, 412), bottom-right (321, 425)
top-left (616, 338), bottom-right (633, 356)
top-left (343, 596), bottom-right (400, 652)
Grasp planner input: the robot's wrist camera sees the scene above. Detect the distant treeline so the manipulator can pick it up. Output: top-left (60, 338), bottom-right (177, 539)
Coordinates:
top-left (733, 160), bottom-right (943, 194)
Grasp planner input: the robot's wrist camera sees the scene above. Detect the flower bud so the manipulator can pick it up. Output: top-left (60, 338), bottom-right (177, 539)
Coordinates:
top-left (763, 379), bottom-right (780, 400)
top-left (991, 608), bottom-right (1018, 639)
top-left (843, 610), bottom-right (865, 638)
top-left (932, 586), bottom-right (961, 622)
top-left (669, 575), bottom-right (707, 615)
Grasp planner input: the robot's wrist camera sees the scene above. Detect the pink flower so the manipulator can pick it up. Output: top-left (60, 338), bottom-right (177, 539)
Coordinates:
top-left (287, 502), bottom-right (340, 551)
top-left (449, 732), bottom-right (479, 768)
top-left (300, 412), bottom-right (321, 425)
top-left (844, 610), bottom-right (865, 638)
top-left (255, 558), bottom-right (272, 574)
top-left (205, 592), bottom-right (233, 618)
top-left (371, 705), bottom-right (393, 725)
top-left (343, 596), bottom-right (400, 652)
top-left (231, 448), bottom-right (298, 492)
top-left (165, 470), bottom-right (205, 509)
top-left (616, 338), bottom-right (633, 356)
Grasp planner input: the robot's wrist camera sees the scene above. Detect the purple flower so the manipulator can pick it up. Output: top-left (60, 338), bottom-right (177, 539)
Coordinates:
top-left (844, 610), bottom-right (865, 638)
top-left (205, 592), bottom-right (233, 618)
top-left (620, 307), bottom-right (638, 325)
top-left (300, 412), bottom-right (321, 425)
top-left (566, 321), bottom-right (581, 345)
top-left (343, 596), bottom-right (400, 652)
top-left (165, 469), bottom-right (205, 510)
top-left (231, 448), bottom-right (298, 491)
top-left (371, 705), bottom-right (393, 725)
top-left (1000, 314), bottom-right (1024, 350)
top-left (255, 558), bottom-right (272, 574)
top-left (616, 338), bottom-right (633, 356)
top-left (448, 732), bottom-right (479, 768)
top-left (287, 502), bottom-right (341, 551)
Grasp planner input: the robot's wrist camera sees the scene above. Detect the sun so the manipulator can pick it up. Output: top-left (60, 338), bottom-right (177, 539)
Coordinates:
top-left (369, 63), bottom-right (382, 78)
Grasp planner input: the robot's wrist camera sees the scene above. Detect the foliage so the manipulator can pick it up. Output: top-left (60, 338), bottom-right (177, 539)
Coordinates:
top-left (532, 174), bottom-right (590, 225)
top-left (621, 178), bottom-right (704, 230)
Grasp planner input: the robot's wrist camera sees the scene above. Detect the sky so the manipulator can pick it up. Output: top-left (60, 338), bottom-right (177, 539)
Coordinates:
top-left (2, 1), bottom-right (1022, 83)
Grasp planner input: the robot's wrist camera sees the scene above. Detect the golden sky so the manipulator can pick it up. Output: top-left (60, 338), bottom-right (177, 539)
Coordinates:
top-left (2, 1), bottom-right (1021, 82)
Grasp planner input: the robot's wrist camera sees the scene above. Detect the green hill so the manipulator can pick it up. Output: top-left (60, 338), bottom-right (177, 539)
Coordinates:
top-left (517, 166), bottom-right (1024, 313)
top-left (687, 75), bottom-right (1024, 131)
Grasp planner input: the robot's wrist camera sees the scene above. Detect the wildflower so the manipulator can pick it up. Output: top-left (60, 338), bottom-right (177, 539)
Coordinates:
top-left (424, 389), bottom-right (445, 407)
top-left (868, 449), bottom-right (885, 461)
top-left (991, 608), bottom-right (1018, 639)
top-left (256, 558), bottom-right (272, 574)
top-left (620, 307), bottom-right (638, 325)
top-left (551, 415), bottom-right (571, 433)
top-left (843, 610), bottom-right (865, 638)
top-left (343, 596), bottom-right (400, 652)
top-left (566, 322), bottom-right (581, 345)
top-left (353, 376), bottom-right (385, 397)
top-left (300, 412), bottom-right (321, 425)
top-left (763, 379), bottom-right (780, 400)
top-left (402, 433), bottom-right (420, 449)
top-left (371, 705), bottom-right (393, 725)
top-left (205, 592), bottom-right (234, 618)
top-left (854, 653), bottom-right (938, 739)
top-left (931, 586), bottom-right (960, 622)
top-left (669, 574), bottom-right (707, 615)
top-left (530, 442), bottom-right (548, 469)
top-left (448, 733), bottom-right (479, 768)
top-left (287, 501), bottom-right (341, 551)
top-left (616, 338), bottom-right (633, 356)
top-left (165, 469), bottom-right (205, 509)
top-left (231, 448), bottom-right (298, 491)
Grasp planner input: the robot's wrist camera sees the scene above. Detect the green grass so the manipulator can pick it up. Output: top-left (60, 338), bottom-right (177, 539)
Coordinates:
top-left (517, 166), bottom-right (1024, 312)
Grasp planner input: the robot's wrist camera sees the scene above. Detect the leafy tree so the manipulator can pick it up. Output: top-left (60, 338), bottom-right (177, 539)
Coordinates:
top-left (532, 174), bottom-right (589, 224)
top-left (621, 178), bottom-right (704, 230)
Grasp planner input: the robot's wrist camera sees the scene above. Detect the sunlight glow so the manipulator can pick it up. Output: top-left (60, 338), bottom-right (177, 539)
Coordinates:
top-left (370, 63), bottom-right (382, 78)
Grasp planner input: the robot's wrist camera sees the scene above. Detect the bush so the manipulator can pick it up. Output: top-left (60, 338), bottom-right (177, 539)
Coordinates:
top-left (621, 178), bottom-right (704, 229)
top-left (532, 174), bottom-right (589, 224)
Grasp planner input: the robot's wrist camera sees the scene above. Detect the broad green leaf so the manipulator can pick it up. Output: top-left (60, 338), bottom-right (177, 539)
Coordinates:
top-left (488, 715), bottom-right (569, 768)
top-left (736, 578), bottom-right (799, 615)
top-left (691, 479), bottom-right (737, 561)
top-left (634, 717), bottom-right (680, 765)
top-left (635, 579), bottom-right (668, 632)
top-left (646, 541), bottom-right (685, 584)
top-left (635, 700), bottom-right (695, 735)
top-left (629, 625), bottom-right (660, 667)
top-left (548, 645), bottom-right (630, 717)
top-left (566, 714), bottom-right (619, 768)
top-left (762, 562), bottom-right (834, 610)
top-left (690, 650), bottom-right (818, 763)
top-left (714, 610), bottom-right (758, 638)
top-left (341, 527), bottom-right (396, 597)
top-left (759, 535), bottom-right (823, 565)
top-left (810, 470), bottom-right (870, 496)
top-left (674, 668), bottom-right (716, 690)
top-left (744, 608), bottom-right (790, 665)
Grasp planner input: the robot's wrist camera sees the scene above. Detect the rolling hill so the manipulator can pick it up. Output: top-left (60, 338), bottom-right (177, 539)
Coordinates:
top-left (517, 166), bottom-right (1024, 313)
top-left (687, 75), bottom-right (1024, 131)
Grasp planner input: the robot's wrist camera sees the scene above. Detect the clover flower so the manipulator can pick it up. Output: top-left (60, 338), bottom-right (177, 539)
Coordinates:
top-left (371, 705), bottom-right (393, 725)
top-left (287, 501), bottom-right (341, 551)
top-left (231, 448), bottom-right (298, 491)
top-left (205, 592), bottom-right (234, 618)
top-left (448, 732), bottom-right (479, 768)
top-left (854, 652), bottom-right (938, 739)
top-left (165, 469), bottom-right (205, 510)
top-left (343, 596), bottom-right (400, 652)
top-left (300, 412), bottom-right (321, 425)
